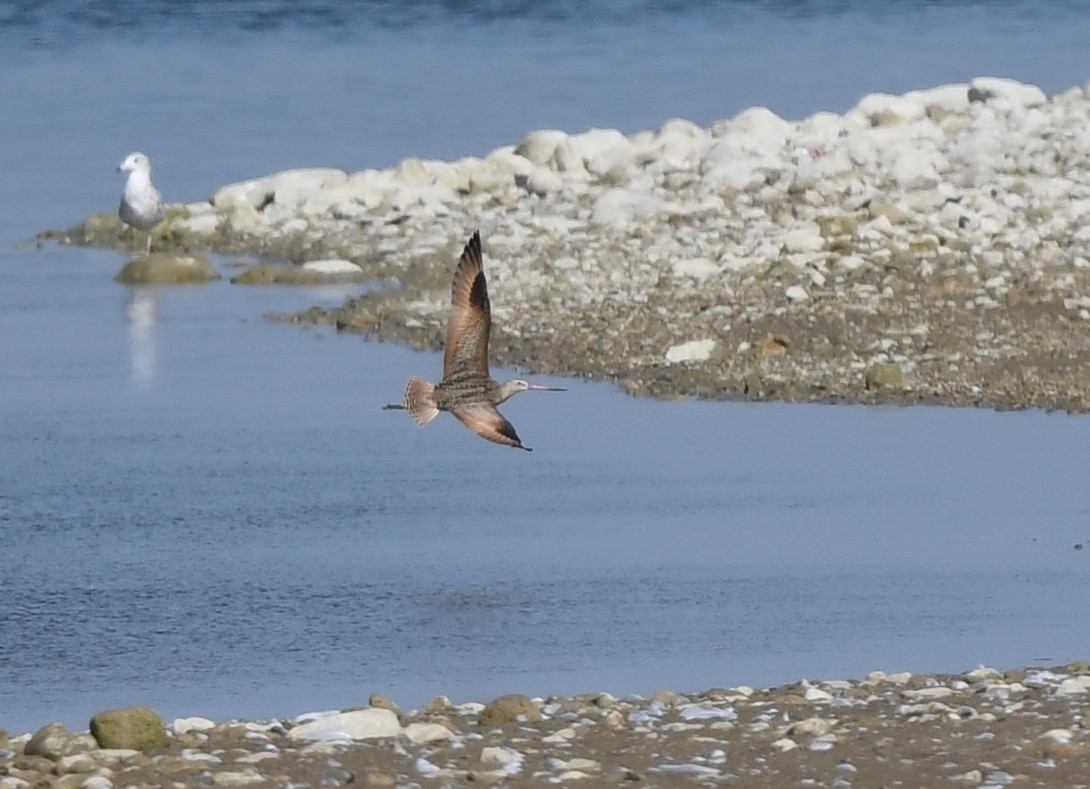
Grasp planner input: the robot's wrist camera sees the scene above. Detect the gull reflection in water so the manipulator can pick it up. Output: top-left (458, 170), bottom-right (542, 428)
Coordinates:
top-left (126, 288), bottom-right (159, 390)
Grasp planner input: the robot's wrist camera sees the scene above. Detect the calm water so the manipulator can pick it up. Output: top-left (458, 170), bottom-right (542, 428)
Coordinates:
top-left (2, 0), bottom-right (1090, 732)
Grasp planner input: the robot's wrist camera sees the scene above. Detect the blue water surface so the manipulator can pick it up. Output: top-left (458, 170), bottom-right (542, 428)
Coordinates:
top-left (1, 0), bottom-right (1089, 732)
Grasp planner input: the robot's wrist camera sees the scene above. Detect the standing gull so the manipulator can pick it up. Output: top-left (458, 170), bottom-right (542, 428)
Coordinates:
top-left (117, 152), bottom-right (166, 257)
top-left (384, 231), bottom-right (564, 451)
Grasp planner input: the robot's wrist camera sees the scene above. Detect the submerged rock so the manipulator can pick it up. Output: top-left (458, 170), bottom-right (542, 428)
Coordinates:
top-left (230, 259), bottom-right (365, 285)
top-left (114, 253), bottom-right (219, 285)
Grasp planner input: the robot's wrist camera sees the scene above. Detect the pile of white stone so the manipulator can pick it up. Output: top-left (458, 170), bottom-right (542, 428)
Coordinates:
top-left (144, 76), bottom-right (1090, 407)
top-left (172, 75), bottom-right (1090, 303)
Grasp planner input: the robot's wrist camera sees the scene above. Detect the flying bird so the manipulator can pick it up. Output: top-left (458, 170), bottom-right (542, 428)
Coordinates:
top-left (117, 152), bottom-right (166, 257)
top-left (384, 231), bottom-right (564, 451)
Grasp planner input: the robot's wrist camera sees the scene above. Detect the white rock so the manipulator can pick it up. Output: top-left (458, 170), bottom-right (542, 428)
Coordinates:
top-left (678, 704), bottom-right (737, 721)
top-left (345, 169), bottom-right (394, 209)
top-left (1055, 676), bottom-right (1090, 696)
top-left (287, 708), bottom-right (401, 741)
top-left (80, 779), bottom-right (113, 789)
top-left (301, 259), bottom-right (362, 275)
top-left (591, 188), bottom-right (663, 228)
top-left (454, 701), bottom-right (485, 715)
top-left (514, 129), bottom-right (570, 166)
top-left (643, 118), bottom-right (711, 172)
top-left (845, 91), bottom-right (928, 126)
top-left (176, 213), bottom-right (223, 236)
top-left (771, 738), bottom-right (798, 753)
top-left (724, 106), bottom-right (793, 148)
top-left (524, 167), bottom-right (564, 197)
top-left (968, 77), bottom-right (1048, 109)
top-left (652, 763), bottom-right (721, 776)
top-left (402, 722), bottom-right (455, 745)
top-left (271, 168), bottom-right (348, 209)
top-left (467, 150), bottom-right (532, 194)
top-left (86, 749), bottom-right (140, 766)
top-left (415, 756), bottom-right (442, 775)
top-left (782, 222), bottom-right (824, 253)
top-left (902, 686), bottom-right (953, 701)
top-left (181, 749), bottom-right (222, 763)
top-left (565, 758), bottom-right (601, 772)
top-left (1039, 728), bottom-right (1074, 744)
top-left (787, 717), bottom-right (833, 738)
top-left (951, 770), bottom-right (983, 782)
top-left (210, 769), bottom-right (265, 787)
top-left (556, 770), bottom-right (594, 780)
top-left (56, 754), bottom-right (97, 774)
top-left (172, 716), bottom-right (216, 735)
top-left (804, 687), bottom-right (834, 703)
top-left (572, 128), bottom-right (637, 180)
top-left (395, 157), bottom-right (431, 188)
top-left (672, 258), bottom-right (718, 279)
top-left (913, 83), bottom-right (972, 116)
top-left (665, 339), bottom-right (716, 363)
top-left (785, 285), bottom-right (810, 303)
top-left (480, 745), bottom-right (523, 773)
top-left (541, 727), bottom-right (576, 743)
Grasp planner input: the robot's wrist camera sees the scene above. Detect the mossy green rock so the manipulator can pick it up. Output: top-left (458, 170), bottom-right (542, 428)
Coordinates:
top-left (114, 253), bottom-right (220, 285)
top-left (865, 363), bottom-right (906, 390)
top-left (478, 694), bottom-right (541, 726)
top-left (89, 706), bottom-right (169, 751)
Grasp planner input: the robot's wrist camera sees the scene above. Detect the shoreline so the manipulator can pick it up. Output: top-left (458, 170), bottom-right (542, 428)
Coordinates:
top-left (5, 662), bottom-right (1089, 787)
top-left (54, 75), bottom-right (1090, 414)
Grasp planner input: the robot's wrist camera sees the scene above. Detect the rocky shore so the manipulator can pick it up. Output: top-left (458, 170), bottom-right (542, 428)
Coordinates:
top-left (4, 663), bottom-right (1089, 788)
top-left (57, 76), bottom-right (1090, 412)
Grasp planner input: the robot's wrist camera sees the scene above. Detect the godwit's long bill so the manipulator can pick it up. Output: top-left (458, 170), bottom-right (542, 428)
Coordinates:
top-left (384, 231), bottom-right (564, 451)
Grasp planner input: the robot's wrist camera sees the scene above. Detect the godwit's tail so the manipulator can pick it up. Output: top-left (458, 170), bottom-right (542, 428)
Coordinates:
top-left (402, 376), bottom-right (439, 426)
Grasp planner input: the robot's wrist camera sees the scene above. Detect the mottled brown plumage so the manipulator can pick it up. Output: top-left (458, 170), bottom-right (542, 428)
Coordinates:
top-left (384, 231), bottom-right (564, 450)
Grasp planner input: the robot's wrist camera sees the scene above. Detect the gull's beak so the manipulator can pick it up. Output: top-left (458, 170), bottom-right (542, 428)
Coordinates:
top-left (528, 384), bottom-right (566, 392)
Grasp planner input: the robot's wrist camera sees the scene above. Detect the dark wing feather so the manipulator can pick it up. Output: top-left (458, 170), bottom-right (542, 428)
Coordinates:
top-left (450, 403), bottom-right (531, 451)
top-left (443, 231), bottom-right (491, 379)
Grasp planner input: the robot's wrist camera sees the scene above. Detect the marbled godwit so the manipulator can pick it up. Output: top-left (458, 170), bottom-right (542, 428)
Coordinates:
top-left (117, 152), bottom-right (166, 256)
top-left (384, 231), bottom-right (564, 451)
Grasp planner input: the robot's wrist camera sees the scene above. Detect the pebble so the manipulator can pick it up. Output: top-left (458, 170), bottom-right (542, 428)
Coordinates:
top-left (287, 709), bottom-right (401, 741)
top-left (5, 664), bottom-right (1090, 787)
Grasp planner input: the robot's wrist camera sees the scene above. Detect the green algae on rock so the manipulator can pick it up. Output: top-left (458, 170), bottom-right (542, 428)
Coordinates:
top-left (89, 706), bottom-right (168, 751)
top-left (114, 253), bottom-right (220, 285)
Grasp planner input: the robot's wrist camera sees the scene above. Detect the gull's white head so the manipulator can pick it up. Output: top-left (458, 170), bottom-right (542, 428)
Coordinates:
top-left (118, 152), bottom-right (152, 174)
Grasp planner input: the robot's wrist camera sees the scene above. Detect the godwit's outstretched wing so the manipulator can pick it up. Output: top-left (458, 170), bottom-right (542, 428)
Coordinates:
top-left (443, 231), bottom-right (491, 379)
top-left (450, 403), bottom-right (531, 451)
